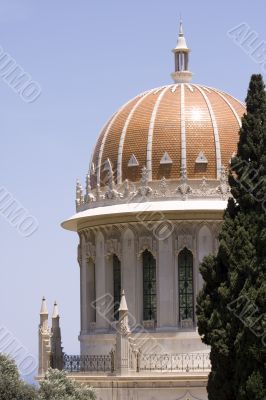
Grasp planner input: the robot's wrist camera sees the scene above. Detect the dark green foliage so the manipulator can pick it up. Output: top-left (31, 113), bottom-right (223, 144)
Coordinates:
top-left (38, 368), bottom-right (96, 400)
top-left (197, 74), bottom-right (266, 400)
top-left (0, 354), bottom-right (37, 400)
top-left (0, 354), bottom-right (97, 400)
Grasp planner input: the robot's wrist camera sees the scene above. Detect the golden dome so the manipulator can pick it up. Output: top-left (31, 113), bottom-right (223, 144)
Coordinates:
top-left (91, 83), bottom-right (245, 188)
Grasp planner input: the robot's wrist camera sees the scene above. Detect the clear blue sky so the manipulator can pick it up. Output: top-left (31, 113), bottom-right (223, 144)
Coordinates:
top-left (0, 0), bottom-right (265, 382)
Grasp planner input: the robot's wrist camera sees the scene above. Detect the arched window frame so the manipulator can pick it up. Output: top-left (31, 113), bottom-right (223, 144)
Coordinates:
top-left (142, 249), bottom-right (157, 322)
top-left (113, 254), bottom-right (121, 321)
top-left (177, 247), bottom-right (194, 324)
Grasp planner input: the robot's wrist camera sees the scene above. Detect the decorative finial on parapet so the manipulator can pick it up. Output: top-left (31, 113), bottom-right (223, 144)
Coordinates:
top-left (85, 172), bottom-right (95, 203)
top-left (119, 290), bottom-right (128, 313)
top-left (137, 166), bottom-right (153, 197)
top-left (96, 183), bottom-right (102, 201)
top-left (141, 166), bottom-right (149, 187)
top-left (104, 159), bottom-right (120, 199)
top-left (180, 166), bottom-right (188, 180)
top-left (124, 179), bottom-right (129, 196)
top-left (217, 165), bottom-right (230, 199)
top-left (171, 19), bottom-right (193, 83)
top-left (90, 162), bottom-right (96, 175)
top-left (86, 172), bottom-right (92, 193)
top-left (176, 166), bottom-right (192, 199)
top-left (76, 179), bottom-right (84, 209)
top-left (104, 158), bottom-right (114, 191)
top-left (117, 289), bottom-right (130, 335)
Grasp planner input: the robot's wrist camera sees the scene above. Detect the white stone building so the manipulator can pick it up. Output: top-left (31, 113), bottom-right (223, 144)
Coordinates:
top-left (38, 22), bottom-right (245, 400)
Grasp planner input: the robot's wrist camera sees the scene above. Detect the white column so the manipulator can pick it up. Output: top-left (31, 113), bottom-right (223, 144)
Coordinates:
top-left (95, 232), bottom-right (108, 330)
top-left (87, 259), bottom-right (96, 329)
top-left (105, 255), bottom-right (114, 324)
top-left (136, 254), bottom-right (143, 326)
top-left (197, 225), bottom-right (213, 293)
top-left (157, 237), bottom-right (175, 328)
top-left (122, 229), bottom-right (136, 328)
top-left (80, 245), bottom-right (88, 335)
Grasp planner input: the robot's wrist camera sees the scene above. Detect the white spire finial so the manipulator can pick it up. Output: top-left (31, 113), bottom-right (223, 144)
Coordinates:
top-left (40, 297), bottom-right (48, 314)
top-left (52, 301), bottom-right (59, 319)
top-left (179, 18), bottom-right (183, 35)
top-left (118, 290), bottom-right (128, 312)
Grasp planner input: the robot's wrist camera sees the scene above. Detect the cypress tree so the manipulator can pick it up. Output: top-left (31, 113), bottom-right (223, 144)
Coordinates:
top-left (197, 74), bottom-right (266, 400)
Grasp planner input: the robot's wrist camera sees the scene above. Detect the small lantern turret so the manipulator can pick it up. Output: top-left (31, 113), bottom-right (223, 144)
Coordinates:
top-left (171, 20), bottom-right (192, 83)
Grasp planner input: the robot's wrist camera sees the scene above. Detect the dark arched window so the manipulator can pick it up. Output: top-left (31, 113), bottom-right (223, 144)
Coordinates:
top-left (178, 248), bottom-right (194, 322)
top-left (113, 254), bottom-right (121, 320)
top-left (143, 250), bottom-right (157, 321)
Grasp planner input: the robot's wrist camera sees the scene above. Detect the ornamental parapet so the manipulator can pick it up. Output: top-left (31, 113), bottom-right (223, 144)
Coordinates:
top-left (76, 166), bottom-right (230, 213)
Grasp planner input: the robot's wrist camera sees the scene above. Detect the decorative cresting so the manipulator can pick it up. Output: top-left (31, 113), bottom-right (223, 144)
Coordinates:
top-left (76, 167), bottom-right (231, 212)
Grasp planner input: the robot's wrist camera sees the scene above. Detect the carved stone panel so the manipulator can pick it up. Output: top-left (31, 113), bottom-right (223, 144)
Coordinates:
top-left (138, 236), bottom-right (157, 257)
top-left (176, 235), bottom-right (193, 253)
top-left (85, 242), bottom-right (96, 262)
top-left (106, 238), bottom-right (121, 259)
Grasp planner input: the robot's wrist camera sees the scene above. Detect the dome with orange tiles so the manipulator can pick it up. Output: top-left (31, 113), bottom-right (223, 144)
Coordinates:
top-left (66, 21), bottom-right (247, 228)
top-left (89, 21), bottom-right (245, 191)
top-left (90, 82), bottom-right (245, 188)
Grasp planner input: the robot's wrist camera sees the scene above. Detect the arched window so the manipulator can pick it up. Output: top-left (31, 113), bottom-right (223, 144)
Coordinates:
top-left (143, 250), bottom-right (157, 321)
top-left (113, 254), bottom-right (121, 320)
top-left (178, 248), bottom-right (194, 322)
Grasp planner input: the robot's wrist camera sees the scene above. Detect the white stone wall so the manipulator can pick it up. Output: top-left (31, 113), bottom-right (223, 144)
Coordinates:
top-left (78, 219), bottom-right (222, 356)
top-left (71, 375), bottom-right (208, 400)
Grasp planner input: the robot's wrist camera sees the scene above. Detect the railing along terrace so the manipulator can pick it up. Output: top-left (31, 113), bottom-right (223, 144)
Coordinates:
top-left (139, 352), bottom-right (211, 372)
top-left (56, 354), bottom-right (113, 373)
top-left (51, 351), bottom-right (210, 374)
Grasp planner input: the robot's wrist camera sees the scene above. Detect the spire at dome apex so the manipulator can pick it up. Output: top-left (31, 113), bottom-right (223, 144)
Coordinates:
top-left (171, 20), bottom-right (192, 83)
top-left (179, 19), bottom-right (184, 36)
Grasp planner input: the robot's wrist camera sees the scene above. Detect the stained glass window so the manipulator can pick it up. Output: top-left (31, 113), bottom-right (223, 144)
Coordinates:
top-left (113, 254), bottom-right (121, 320)
top-left (143, 250), bottom-right (157, 321)
top-left (178, 248), bottom-right (194, 322)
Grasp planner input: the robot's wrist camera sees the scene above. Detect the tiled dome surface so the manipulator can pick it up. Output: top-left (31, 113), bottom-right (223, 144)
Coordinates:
top-left (91, 83), bottom-right (245, 187)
